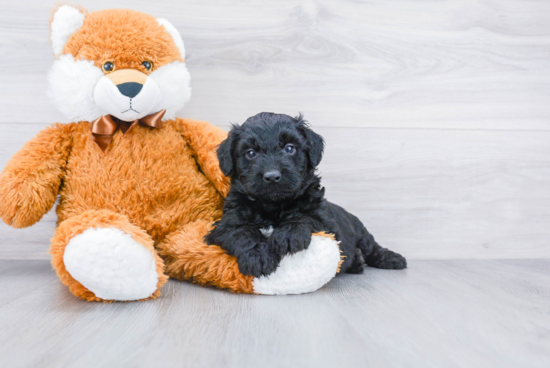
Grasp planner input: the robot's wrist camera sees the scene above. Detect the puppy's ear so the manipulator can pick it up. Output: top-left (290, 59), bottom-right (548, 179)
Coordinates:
top-left (295, 116), bottom-right (324, 168)
top-left (304, 127), bottom-right (324, 168)
top-left (217, 125), bottom-right (241, 176)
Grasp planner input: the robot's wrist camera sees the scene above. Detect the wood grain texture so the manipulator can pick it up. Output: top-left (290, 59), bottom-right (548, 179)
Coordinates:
top-left (0, 259), bottom-right (549, 368)
top-left (1, 124), bottom-right (549, 259)
top-left (1, 1), bottom-right (549, 259)
top-left (1, 0), bottom-right (550, 129)
top-left (318, 126), bottom-right (550, 259)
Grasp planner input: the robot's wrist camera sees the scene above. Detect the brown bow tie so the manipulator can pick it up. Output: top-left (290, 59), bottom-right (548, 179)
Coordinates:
top-left (90, 110), bottom-right (166, 152)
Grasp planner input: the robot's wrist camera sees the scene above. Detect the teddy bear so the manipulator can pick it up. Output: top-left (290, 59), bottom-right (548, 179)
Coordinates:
top-left (0, 5), bottom-right (342, 302)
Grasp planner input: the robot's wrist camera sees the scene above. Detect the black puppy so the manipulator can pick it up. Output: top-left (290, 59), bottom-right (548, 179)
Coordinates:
top-left (205, 112), bottom-right (406, 277)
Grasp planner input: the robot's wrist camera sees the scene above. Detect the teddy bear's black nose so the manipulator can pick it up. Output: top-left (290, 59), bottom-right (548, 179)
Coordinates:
top-left (117, 82), bottom-right (143, 98)
top-left (263, 170), bottom-right (281, 183)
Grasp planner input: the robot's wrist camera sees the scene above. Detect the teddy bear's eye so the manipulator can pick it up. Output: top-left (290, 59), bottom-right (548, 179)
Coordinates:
top-left (142, 61), bottom-right (153, 71)
top-left (102, 62), bottom-right (114, 73)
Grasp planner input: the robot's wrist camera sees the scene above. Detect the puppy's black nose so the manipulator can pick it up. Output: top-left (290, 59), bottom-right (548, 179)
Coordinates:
top-left (263, 170), bottom-right (281, 183)
top-left (117, 82), bottom-right (143, 98)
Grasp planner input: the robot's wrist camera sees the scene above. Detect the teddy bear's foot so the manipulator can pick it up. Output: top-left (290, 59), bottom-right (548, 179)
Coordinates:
top-left (51, 210), bottom-right (168, 302)
top-left (63, 227), bottom-right (159, 301)
top-left (252, 233), bottom-right (342, 295)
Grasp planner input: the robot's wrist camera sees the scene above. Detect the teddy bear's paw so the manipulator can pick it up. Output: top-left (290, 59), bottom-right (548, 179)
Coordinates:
top-left (63, 227), bottom-right (159, 301)
top-left (252, 235), bottom-right (341, 295)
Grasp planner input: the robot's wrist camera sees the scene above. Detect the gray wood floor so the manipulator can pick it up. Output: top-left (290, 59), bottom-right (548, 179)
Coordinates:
top-left (1, 259), bottom-right (549, 368)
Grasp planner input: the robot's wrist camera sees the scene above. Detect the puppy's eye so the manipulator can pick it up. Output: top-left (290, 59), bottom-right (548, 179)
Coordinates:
top-left (284, 144), bottom-right (296, 155)
top-left (142, 61), bottom-right (153, 71)
top-left (102, 61), bottom-right (115, 73)
top-left (245, 149), bottom-right (257, 159)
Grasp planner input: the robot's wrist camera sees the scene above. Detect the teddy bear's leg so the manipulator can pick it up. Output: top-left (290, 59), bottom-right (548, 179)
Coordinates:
top-left (158, 219), bottom-right (255, 293)
top-left (158, 219), bottom-right (342, 295)
top-left (50, 210), bottom-right (168, 302)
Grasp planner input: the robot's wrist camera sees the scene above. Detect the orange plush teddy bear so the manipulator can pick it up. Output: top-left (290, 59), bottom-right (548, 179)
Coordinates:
top-left (0, 6), bottom-right (341, 301)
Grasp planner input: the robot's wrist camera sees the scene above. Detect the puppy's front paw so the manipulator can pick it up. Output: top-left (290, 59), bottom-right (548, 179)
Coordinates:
top-left (270, 225), bottom-right (312, 256)
top-left (369, 250), bottom-right (407, 270)
top-left (237, 245), bottom-right (281, 277)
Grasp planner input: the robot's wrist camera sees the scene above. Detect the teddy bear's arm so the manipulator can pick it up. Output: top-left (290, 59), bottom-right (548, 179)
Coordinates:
top-left (0, 123), bottom-right (73, 228)
top-left (178, 118), bottom-right (231, 197)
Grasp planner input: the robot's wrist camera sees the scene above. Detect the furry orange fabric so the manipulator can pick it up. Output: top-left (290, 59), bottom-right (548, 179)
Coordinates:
top-left (0, 116), bottom-right (239, 300)
top-left (0, 6), bottom-right (247, 301)
top-left (0, 123), bottom-right (73, 228)
top-left (59, 9), bottom-right (183, 73)
top-left (51, 118), bottom-right (228, 243)
top-left (158, 219), bottom-right (255, 294)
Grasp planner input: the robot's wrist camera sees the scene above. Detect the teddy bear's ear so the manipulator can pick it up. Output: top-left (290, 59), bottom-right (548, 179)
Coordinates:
top-left (50, 5), bottom-right (86, 56)
top-left (157, 18), bottom-right (186, 59)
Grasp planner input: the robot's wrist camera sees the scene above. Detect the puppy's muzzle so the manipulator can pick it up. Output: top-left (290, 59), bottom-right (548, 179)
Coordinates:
top-left (263, 170), bottom-right (281, 183)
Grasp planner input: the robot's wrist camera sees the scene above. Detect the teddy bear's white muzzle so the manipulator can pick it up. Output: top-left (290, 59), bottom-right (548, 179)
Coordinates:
top-left (94, 75), bottom-right (161, 122)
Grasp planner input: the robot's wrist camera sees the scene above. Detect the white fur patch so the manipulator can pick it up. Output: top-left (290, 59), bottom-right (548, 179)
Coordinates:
top-left (47, 54), bottom-right (105, 122)
top-left (63, 227), bottom-right (159, 301)
top-left (157, 18), bottom-right (186, 59)
top-left (149, 61), bottom-right (191, 120)
top-left (51, 5), bottom-right (85, 56)
top-left (252, 235), bottom-right (340, 295)
top-left (47, 56), bottom-right (190, 122)
top-left (94, 75), bottom-right (161, 122)
top-left (260, 226), bottom-right (274, 238)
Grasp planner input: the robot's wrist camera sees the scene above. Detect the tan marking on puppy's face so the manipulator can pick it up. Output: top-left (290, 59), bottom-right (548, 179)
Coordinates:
top-left (63, 9), bottom-right (183, 74)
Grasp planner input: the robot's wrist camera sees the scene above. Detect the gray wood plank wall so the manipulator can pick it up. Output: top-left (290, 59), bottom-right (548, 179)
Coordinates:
top-left (1, 0), bottom-right (549, 259)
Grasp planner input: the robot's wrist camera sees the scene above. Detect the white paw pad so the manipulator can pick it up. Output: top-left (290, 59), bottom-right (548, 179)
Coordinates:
top-left (63, 227), bottom-right (159, 301)
top-left (252, 235), bottom-right (341, 295)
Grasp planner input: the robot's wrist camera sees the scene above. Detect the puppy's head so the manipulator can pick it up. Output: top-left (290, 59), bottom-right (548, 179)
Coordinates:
top-left (218, 112), bottom-right (324, 203)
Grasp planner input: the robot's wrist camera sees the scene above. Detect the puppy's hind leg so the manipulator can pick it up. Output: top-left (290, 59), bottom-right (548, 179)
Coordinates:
top-left (345, 248), bottom-right (365, 274)
top-left (357, 231), bottom-right (407, 270)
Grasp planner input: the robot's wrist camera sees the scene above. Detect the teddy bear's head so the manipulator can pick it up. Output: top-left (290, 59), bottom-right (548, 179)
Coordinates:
top-left (47, 6), bottom-right (191, 123)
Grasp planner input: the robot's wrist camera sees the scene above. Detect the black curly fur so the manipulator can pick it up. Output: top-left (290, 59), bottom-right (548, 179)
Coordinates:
top-left (205, 112), bottom-right (407, 277)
